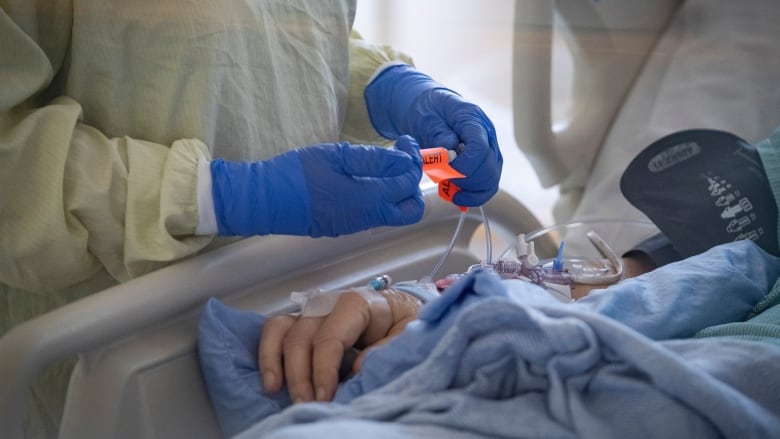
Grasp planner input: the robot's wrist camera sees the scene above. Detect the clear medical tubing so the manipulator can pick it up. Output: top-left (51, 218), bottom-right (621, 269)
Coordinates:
top-left (421, 207), bottom-right (494, 283)
top-left (498, 219), bottom-right (656, 260)
top-left (523, 219), bottom-right (654, 243)
top-left (480, 206), bottom-right (493, 264)
top-left (421, 210), bottom-right (467, 283)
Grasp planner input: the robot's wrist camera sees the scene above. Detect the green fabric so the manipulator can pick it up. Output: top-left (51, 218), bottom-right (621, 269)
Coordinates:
top-left (693, 127), bottom-right (780, 346)
top-left (756, 125), bottom-right (780, 253)
top-left (695, 278), bottom-right (780, 346)
top-left (1, 1), bottom-right (412, 436)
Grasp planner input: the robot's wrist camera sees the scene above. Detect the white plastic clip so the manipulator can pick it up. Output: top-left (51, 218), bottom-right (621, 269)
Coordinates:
top-left (516, 234), bottom-right (528, 256)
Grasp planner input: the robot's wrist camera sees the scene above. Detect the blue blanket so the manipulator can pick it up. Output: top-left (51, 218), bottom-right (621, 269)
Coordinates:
top-left (199, 240), bottom-right (780, 438)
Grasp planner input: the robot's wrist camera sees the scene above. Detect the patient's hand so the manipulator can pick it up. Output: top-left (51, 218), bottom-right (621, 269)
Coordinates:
top-left (258, 288), bottom-right (421, 403)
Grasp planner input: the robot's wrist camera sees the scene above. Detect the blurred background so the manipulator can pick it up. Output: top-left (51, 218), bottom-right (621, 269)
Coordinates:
top-left (354, 0), bottom-right (560, 226)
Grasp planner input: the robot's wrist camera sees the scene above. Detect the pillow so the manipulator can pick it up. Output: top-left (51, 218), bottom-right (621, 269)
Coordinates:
top-left (197, 298), bottom-right (292, 437)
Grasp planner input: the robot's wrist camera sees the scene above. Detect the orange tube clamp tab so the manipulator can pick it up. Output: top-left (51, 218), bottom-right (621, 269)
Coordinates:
top-left (420, 147), bottom-right (467, 212)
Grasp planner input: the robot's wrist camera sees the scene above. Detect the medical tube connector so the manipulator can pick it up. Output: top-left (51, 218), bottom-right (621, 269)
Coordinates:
top-left (421, 147), bottom-right (458, 166)
top-left (493, 230), bottom-right (623, 288)
top-left (553, 242), bottom-right (565, 272)
top-left (516, 234), bottom-right (538, 265)
top-left (369, 274), bottom-right (392, 291)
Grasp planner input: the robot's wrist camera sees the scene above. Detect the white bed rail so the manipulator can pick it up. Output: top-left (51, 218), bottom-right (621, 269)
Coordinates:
top-left (0, 186), bottom-right (542, 438)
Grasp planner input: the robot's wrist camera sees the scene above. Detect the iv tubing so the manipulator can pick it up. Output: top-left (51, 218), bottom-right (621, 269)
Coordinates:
top-left (573, 230), bottom-right (624, 285)
top-left (421, 210), bottom-right (466, 283)
top-left (497, 245), bottom-right (513, 260)
top-left (480, 206), bottom-right (493, 264)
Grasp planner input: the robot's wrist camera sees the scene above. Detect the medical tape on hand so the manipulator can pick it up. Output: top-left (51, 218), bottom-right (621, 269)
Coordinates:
top-left (391, 281), bottom-right (440, 303)
top-left (289, 286), bottom-right (388, 318)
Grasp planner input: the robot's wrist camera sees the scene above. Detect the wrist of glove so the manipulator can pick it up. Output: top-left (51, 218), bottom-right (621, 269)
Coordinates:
top-left (365, 64), bottom-right (453, 141)
top-left (207, 136), bottom-right (424, 237)
top-left (365, 64), bottom-right (503, 207)
top-left (211, 153), bottom-right (309, 236)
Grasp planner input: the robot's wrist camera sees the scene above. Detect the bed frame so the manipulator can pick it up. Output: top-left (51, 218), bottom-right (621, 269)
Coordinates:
top-left (1, 1), bottom-right (689, 436)
top-left (0, 185), bottom-right (542, 438)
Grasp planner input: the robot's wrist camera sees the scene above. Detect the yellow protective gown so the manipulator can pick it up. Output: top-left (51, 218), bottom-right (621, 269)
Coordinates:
top-left (0, 0), bottom-right (412, 435)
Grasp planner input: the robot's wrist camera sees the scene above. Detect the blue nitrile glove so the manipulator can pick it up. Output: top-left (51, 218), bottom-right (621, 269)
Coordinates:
top-left (365, 64), bottom-right (503, 207)
top-left (211, 136), bottom-right (424, 237)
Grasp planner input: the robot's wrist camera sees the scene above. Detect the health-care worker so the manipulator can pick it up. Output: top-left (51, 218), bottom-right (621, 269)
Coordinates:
top-left (0, 0), bottom-right (503, 434)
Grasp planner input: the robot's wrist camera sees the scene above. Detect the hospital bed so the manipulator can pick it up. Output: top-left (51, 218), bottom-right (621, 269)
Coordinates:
top-left (4, 0), bottom-right (777, 436)
top-left (0, 184), bottom-right (544, 438)
top-left (0, 1), bottom-right (674, 438)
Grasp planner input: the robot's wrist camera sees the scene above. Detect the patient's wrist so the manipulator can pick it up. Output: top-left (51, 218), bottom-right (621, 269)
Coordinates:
top-left (570, 254), bottom-right (657, 300)
top-left (391, 281), bottom-right (441, 303)
top-left (622, 253), bottom-right (657, 279)
top-left (379, 288), bottom-right (423, 323)
top-left (625, 233), bottom-right (682, 268)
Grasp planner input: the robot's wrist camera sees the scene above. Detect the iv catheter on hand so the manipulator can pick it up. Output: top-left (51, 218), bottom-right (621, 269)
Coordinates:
top-left (273, 148), bottom-right (482, 316)
top-left (272, 274), bottom-right (398, 318)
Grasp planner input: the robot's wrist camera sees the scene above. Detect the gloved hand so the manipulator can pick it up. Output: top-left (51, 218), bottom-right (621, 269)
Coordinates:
top-left (365, 64), bottom-right (503, 207)
top-left (210, 136), bottom-right (424, 237)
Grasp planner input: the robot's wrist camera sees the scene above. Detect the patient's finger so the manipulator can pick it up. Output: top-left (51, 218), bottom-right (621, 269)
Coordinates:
top-left (258, 314), bottom-right (296, 393)
top-left (283, 316), bottom-right (324, 402)
top-left (311, 292), bottom-right (373, 401)
top-left (352, 316), bottom-right (417, 373)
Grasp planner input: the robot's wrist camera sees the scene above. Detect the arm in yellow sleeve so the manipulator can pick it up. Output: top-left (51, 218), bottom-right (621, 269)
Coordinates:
top-left (341, 30), bottom-right (415, 146)
top-left (0, 4), bottom-right (213, 293)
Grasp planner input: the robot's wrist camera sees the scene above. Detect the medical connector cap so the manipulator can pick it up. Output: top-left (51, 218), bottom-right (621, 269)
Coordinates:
top-left (369, 274), bottom-right (392, 291)
top-left (516, 234), bottom-right (539, 265)
top-left (552, 242), bottom-right (565, 272)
